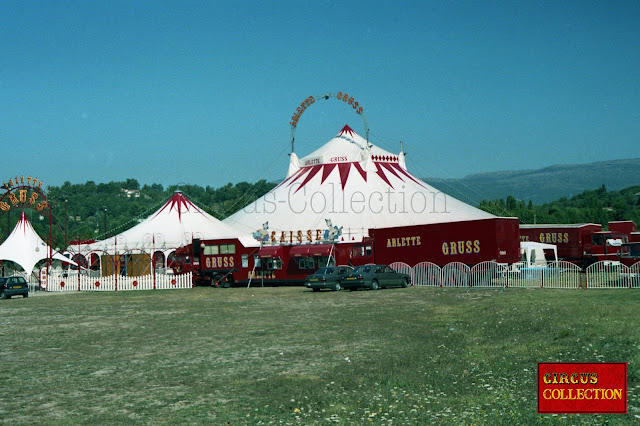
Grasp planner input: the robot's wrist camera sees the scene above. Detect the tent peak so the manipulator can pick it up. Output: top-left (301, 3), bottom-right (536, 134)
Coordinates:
top-left (339, 125), bottom-right (355, 137)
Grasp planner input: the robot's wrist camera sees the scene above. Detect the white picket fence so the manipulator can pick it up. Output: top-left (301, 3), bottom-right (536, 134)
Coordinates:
top-left (411, 262), bottom-right (442, 286)
top-left (45, 272), bottom-right (193, 292)
top-left (507, 261), bottom-right (582, 289)
top-left (585, 262), bottom-right (640, 289)
top-left (35, 260), bottom-right (640, 292)
top-left (390, 260), bottom-right (640, 290)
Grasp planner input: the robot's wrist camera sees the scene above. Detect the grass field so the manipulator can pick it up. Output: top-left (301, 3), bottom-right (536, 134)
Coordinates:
top-left (1, 286), bottom-right (639, 425)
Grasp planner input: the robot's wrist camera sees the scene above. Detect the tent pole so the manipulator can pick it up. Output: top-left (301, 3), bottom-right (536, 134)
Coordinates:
top-left (326, 244), bottom-right (335, 268)
top-left (247, 242), bottom-right (262, 289)
top-left (45, 206), bottom-right (53, 292)
top-left (153, 234), bottom-right (156, 290)
top-left (247, 262), bottom-right (256, 289)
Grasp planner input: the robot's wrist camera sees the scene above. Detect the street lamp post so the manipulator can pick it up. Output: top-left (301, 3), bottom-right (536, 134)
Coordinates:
top-left (64, 198), bottom-right (68, 248)
top-left (103, 207), bottom-right (107, 237)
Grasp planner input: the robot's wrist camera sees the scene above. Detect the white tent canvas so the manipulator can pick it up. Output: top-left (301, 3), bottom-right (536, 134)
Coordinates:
top-left (224, 125), bottom-right (494, 243)
top-left (0, 211), bottom-right (73, 276)
top-left (72, 191), bottom-right (251, 255)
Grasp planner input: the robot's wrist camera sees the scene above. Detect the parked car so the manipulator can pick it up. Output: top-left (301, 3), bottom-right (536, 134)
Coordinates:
top-left (341, 264), bottom-right (410, 291)
top-left (305, 266), bottom-right (354, 291)
top-left (0, 276), bottom-right (29, 299)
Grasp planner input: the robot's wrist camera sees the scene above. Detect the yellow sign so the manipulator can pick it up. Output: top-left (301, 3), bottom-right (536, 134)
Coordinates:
top-left (386, 236), bottom-right (422, 248)
top-left (274, 229), bottom-right (324, 244)
top-left (289, 92), bottom-right (365, 128)
top-left (539, 232), bottom-right (569, 244)
top-left (1, 175), bottom-right (48, 212)
top-left (336, 92), bottom-right (363, 114)
top-left (2, 175), bottom-right (44, 190)
top-left (290, 96), bottom-right (316, 128)
top-left (204, 256), bottom-right (235, 268)
top-left (442, 240), bottom-right (481, 255)
top-left (248, 270), bottom-right (276, 279)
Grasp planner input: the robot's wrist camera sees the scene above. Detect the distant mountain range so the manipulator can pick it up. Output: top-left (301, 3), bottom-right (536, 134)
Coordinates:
top-left (423, 158), bottom-right (640, 205)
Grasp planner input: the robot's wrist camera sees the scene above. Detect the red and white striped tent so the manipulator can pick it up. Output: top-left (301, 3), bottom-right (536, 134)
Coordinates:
top-left (0, 211), bottom-right (74, 276)
top-left (223, 125), bottom-right (494, 243)
top-left (71, 191), bottom-right (251, 255)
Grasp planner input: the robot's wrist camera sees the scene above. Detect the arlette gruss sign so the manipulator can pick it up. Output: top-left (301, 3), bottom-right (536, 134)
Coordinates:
top-left (537, 362), bottom-right (627, 414)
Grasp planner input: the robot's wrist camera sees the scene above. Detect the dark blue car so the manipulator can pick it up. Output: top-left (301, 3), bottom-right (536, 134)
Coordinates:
top-left (341, 264), bottom-right (410, 291)
top-left (0, 276), bottom-right (29, 299)
top-left (305, 266), bottom-right (354, 291)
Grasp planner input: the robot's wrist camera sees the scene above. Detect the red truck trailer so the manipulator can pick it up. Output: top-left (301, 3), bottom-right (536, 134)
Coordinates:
top-left (370, 217), bottom-right (521, 267)
top-left (172, 237), bottom-right (375, 286)
top-left (172, 219), bottom-right (639, 285)
top-left (173, 217), bottom-right (521, 286)
top-left (519, 221), bottom-right (636, 267)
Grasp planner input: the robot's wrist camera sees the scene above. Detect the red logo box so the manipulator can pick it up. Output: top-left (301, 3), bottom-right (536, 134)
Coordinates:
top-left (537, 362), bottom-right (627, 414)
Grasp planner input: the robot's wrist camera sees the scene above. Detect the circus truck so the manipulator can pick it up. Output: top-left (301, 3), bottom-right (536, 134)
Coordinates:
top-left (369, 217), bottom-right (521, 267)
top-left (519, 220), bottom-right (638, 268)
top-left (172, 217), bottom-right (522, 287)
top-left (171, 233), bottom-right (376, 287)
top-left (172, 237), bottom-right (255, 287)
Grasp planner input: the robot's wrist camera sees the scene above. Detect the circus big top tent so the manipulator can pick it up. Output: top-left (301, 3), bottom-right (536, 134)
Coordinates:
top-left (0, 211), bottom-right (74, 276)
top-left (71, 191), bottom-right (251, 255)
top-left (223, 125), bottom-right (495, 242)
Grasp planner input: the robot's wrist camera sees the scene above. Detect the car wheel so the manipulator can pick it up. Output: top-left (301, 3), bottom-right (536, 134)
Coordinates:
top-left (333, 282), bottom-right (341, 291)
top-left (401, 278), bottom-right (409, 288)
top-left (212, 275), bottom-right (223, 288)
top-left (370, 280), bottom-right (379, 290)
top-left (312, 288), bottom-right (320, 292)
top-left (0, 292), bottom-right (6, 300)
top-left (24, 293), bottom-right (29, 298)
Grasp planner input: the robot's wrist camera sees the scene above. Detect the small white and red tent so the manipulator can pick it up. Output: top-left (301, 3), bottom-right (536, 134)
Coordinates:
top-left (223, 125), bottom-right (494, 243)
top-left (0, 211), bottom-right (74, 276)
top-left (73, 191), bottom-right (250, 255)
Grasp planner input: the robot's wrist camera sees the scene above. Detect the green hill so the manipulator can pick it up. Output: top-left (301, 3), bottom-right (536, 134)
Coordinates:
top-left (424, 158), bottom-right (640, 205)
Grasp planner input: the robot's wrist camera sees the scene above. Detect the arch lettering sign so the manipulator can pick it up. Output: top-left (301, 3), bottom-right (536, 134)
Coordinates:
top-left (1, 175), bottom-right (49, 212)
top-left (289, 92), bottom-right (370, 152)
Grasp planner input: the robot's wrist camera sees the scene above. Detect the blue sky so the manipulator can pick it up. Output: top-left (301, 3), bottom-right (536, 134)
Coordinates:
top-left (2, 1), bottom-right (639, 190)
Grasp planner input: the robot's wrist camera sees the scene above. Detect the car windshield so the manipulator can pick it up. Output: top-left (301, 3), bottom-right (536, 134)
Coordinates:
top-left (353, 265), bottom-right (372, 273)
top-left (315, 267), bottom-right (334, 274)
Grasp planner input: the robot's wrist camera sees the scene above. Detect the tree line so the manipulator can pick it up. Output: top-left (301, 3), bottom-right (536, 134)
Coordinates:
top-left (1, 179), bottom-right (276, 250)
top-left (478, 184), bottom-right (640, 227)
top-left (2, 180), bottom-right (639, 251)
